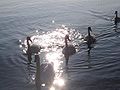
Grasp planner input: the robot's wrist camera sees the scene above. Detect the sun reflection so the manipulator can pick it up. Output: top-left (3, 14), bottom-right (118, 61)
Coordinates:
top-left (19, 45), bottom-right (22, 48)
top-left (53, 78), bottom-right (65, 87)
top-left (36, 30), bottom-right (38, 33)
top-left (52, 20), bottom-right (55, 23)
top-left (50, 86), bottom-right (55, 90)
top-left (46, 51), bottom-right (63, 72)
top-left (23, 49), bottom-right (26, 53)
top-left (41, 83), bottom-right (45, 87)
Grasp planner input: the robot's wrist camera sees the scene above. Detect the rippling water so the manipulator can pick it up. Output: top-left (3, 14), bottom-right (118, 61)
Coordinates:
top-left (0, 0), bottom-right (120, 90)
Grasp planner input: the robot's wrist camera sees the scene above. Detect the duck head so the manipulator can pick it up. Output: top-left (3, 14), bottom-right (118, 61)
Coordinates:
top-left (115, 11), bottom-right (118, 18)
top-left (27, 36), bottom-right (31, 41)
top-left (115, 11), bottom-right (118, 15)
top-left (26, 36), bottom-right (32, 44)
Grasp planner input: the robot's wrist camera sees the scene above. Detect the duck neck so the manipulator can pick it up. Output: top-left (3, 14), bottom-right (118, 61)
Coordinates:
top-left (116, 13), bottom-right (118, 18)
top-left (27, 39), bottom-right (30, 49)
top-left (27, 39), bottom-right (29, 45)
top-left (65, 38), bottom-right (68, 47)
top-left (88, 30), bottom-right (91, 37)
top-left (27, 37), bottom-right (32, 46)
top-left (65, 35), bottom-right (71, 47)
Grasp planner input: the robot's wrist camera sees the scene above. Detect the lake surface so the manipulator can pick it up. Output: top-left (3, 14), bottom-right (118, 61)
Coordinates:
top-left (0, 0), bottom-right (120, 90)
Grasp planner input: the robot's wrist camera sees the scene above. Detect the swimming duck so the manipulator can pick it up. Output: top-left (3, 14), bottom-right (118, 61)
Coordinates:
top-left (26, 36), bottom-right (41, 63)
top-left (62, 35), bottom-right (76, 66)
top-left (27, 36), bottom-right (41, 54)
top-left (114, 11), bottom-right (120, 25)
top-left (84, 27), bottom-right (96, 49)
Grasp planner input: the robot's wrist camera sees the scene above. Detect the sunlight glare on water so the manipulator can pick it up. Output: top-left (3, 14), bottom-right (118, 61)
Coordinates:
top-left (50, 86), bottom-right (55, 90)
top-left (53, 78), bottom-right (65, 87)
top-left (32, 27), bottom-right (68, 48)
top-left (49, 78), bottom-right (65, 90)
top-left (46, 51), bottom-right (63, 72)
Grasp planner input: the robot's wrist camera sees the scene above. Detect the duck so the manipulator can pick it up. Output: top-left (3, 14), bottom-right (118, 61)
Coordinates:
top-left (62, 35), bottom-right (76, 66)
top-left (114, 11), bottom-right (120, 25)
top-left (26, 36), bottom-right (41, 63)
top-left (84, 27), bottom-right (96, 49)
top-left (27, 36), bottom-right (41, 54)
top-left (35, 54), bottom-right (55, 90)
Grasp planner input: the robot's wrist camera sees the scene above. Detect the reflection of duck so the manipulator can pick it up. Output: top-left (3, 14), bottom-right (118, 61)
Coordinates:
top-left (26, 36), bottom-right (41, 64)
top-left (84, 27), bottom-right (96, 49)
top-left (35, 55), bottom-right (41, 90)
top-left (40, 63), bottom-right (55, 85)
top-left (114, 11), bottom-right (120, 25)
top-left (62, 35), bottom-right (76, 66)
top-left (35, 55), bottom-right (55, 90)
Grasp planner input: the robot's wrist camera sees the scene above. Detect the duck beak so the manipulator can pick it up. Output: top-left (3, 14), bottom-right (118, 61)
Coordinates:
top-left (88, 27), bottom-right (92, 32)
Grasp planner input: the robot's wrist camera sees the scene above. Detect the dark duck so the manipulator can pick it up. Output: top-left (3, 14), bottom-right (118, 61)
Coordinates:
top-left (84, 27), bottom-right (96, 49)
top-left (62, 35), bottom-right (76, 66)
top-left (26, 36), bottom-right (41, 63)
top-left (114, 11), bottom-right (120, 25)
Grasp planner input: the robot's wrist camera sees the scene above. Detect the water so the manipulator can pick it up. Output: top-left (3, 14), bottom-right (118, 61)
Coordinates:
top-left (0, 0), bottom-right (120, 90)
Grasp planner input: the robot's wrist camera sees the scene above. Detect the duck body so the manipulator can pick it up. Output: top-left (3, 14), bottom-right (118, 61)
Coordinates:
top-left (84, 35), bottom-right (96, 45)
top-left (62, 45), bottom-right (76, 56)
top-left (29, 44), bottom-right (41, 54)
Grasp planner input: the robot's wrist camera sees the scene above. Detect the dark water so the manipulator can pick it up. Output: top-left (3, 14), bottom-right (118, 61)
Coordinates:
top-left (0, 0), bottom-right (120, 90)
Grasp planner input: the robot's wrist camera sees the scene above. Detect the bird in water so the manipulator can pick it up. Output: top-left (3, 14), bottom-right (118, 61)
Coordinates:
top-left (84, 27), bottom-right (96, 49)
top-left (62, 35), bottom-right (76, 66)
top-left (114, 11), bottom-right (120, 25)
top-left (26, 36), bottom-right (41, 64)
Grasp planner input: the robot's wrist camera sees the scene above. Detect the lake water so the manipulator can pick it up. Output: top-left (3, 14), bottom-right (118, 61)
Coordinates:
top-left (0, 0), bottom-right (120, 90)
